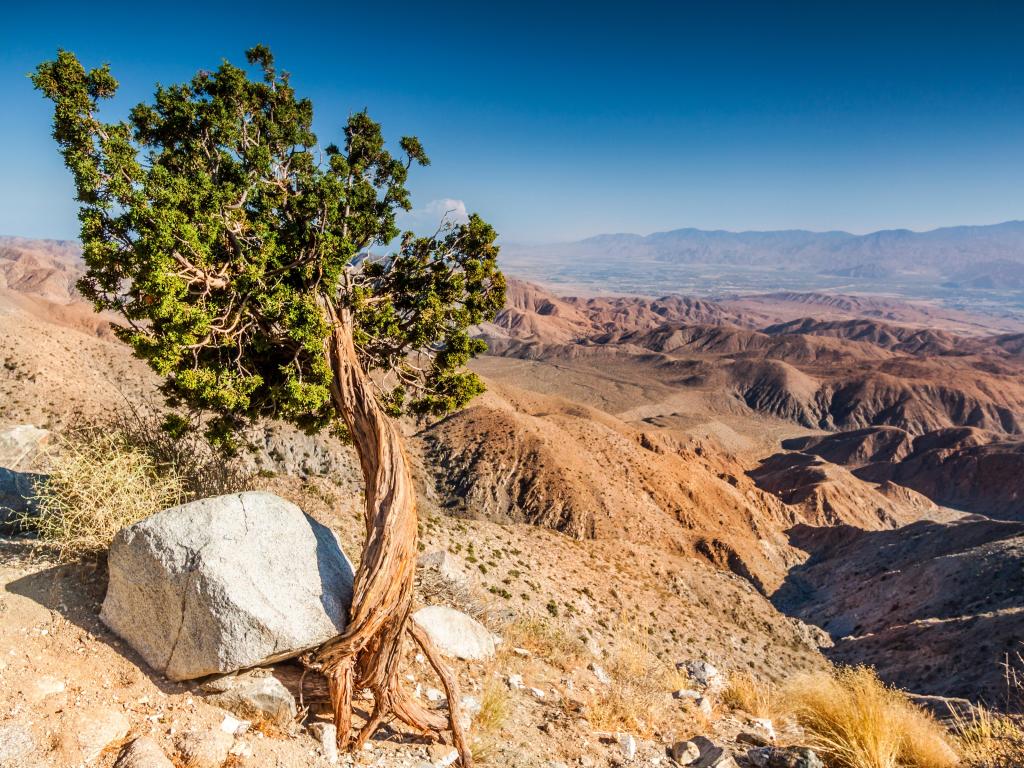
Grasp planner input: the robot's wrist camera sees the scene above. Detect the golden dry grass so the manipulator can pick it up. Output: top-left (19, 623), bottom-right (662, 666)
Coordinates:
top-left (783, 666), bottom-right (958, 768)
top-left (953, 706), bottom-right (1024, 768)
top-left (583, 626), bottom-right (689, 738)
top-left (501, 616), bottom-right (585, 671)
top-left (470, 677), bottom-right (512, 763)
top-left (721, 670), bottom-right (778, 719)
top-left (24, 429), bottom-right (182, 560)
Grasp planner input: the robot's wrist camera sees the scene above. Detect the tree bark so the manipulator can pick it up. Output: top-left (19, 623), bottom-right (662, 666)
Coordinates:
top-left (312, 302), bottom-right (472, 765)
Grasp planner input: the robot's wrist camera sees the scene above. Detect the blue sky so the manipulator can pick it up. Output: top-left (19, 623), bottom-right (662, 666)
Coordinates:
top-left (3, 1), bottom-right (1023, 242)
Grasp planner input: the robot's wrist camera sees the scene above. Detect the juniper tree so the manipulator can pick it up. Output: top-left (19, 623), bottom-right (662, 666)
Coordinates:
top-left (33, 47), bottom-right (504, 765)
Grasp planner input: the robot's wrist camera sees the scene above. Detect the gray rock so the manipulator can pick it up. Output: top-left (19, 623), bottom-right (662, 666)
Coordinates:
top-left (101, 491), bottom-right (354, 681)
top-left (411, 606), bottom-right (495, 661)
top-left (676, 660), bottom-right (723, 691)
top-left (202, 672), bottom-right (297, 729)
top-left (115, 736), bottom-right (174, 768)
top-left (689, 737), bottom-right (738, 768)
top-left (0, 425), bottom-right (48, 469)
top-left (308, 722), bottom-right (338, 764)
top-left (746, 747), bottom-right (823, 768)
top-left (0, 467), bottom-right (46, 535)
top-left (616, 732), bottom-right (637, 760)
top-left (0, 723), bottom-right (34, 765)
top-left (669, 740), bottom-right (701, 765)
top-left (174, 729), bottom-right (233, 768)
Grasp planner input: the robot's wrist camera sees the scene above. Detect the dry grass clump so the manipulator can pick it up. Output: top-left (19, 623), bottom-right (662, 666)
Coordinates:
top-left (721, 670), bottom-right (778, 719)
top-left (584, 627), bottom-right (688, 737)
top-left (502, 616), bottom-right (586, 670)
top-left (954, 706), bottom-right (1024, 768)
top-left (22, 409), bottom-right (252, 561)
top-left (470, 678), bottom-right (512, 763)
top-left (784, 666), bottom-right (958, 768)
top-left (24, 428), bottom-right (183, 560)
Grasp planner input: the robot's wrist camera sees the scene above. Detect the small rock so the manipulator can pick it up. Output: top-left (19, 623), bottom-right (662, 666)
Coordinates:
top-left (29, 674), bottom-right (66, 701)
top-left (548, 762), bottom-right (570, 768)
top-left (0, 723), bottom-right (34, 765)
top-left (115, 736), bottom-right (174, 768)
top-left (229, 741), bottom-right (253, 757)
top-left (411, 606), bottom-right (495, 661)
top-left (428, 743), bottom-right (459, 766)
top-left (670, 740), bottom-right (701, 765)
top-left (204, 672), bottom-right (297, 728)
top-left (73, 707), bottom-right (130, 764)
top-left (512, 647), bottom-right (532, 658)
top-left (418, 550), bottom-right (472, 586)
top-left (308, 722), bottom-right (339, 765)
top-left (672, 688), bottom-right (701, 700)
top-left (686, 736), bottom-right (738, 768)
top-left (0, 424), bottom-right (49, 469)
top-left (737, 731), bottom-right (772, 748)
top-left (676, 660), bottom-right (723, 691)
top-left (616, 732), bottom-right (637, 760)
top-left (529, 687), bottom-right (546, 699)
top-left (588, 662), bottom-right (611, 685)
top-left (219, 714), bottom-right (251, 735)
top-left (423, 687), bottom-right (444, 703)
top-left (696, 697), bottom-right (713, 717)
top-left (175, 729), bottom-right (234, 768)
top-left (507, 673), bottom-right (525, 690)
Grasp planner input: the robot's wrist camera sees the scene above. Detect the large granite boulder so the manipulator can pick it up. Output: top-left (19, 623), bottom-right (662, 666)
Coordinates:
top-left (101, 491), bottom-right (354, 681)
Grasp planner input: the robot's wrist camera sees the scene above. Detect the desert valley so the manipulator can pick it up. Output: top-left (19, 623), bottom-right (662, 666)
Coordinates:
top-left (1, 230), bottom-right (1022, 768)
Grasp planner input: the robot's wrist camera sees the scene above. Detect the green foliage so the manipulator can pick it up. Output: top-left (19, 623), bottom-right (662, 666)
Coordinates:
top-left (33, 47), bottom-right (505, 442)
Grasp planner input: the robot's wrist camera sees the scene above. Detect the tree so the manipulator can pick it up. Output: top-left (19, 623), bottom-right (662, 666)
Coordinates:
top-left (33, 46), bottom-right (505, 765)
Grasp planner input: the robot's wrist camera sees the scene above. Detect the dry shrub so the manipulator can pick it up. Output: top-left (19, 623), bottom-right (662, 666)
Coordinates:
top-left (25, 429), bottom-right (182, 560)
top-left (722, 670), bottom-right (778, 719)
top-left (470, 678), bottom-right (512, 763)
top-left (107, 407), bottom-right (253, 501)
top-left (584, 626), bottom-right (688, 737)
top-left (502, 616), bottom-right (585, 671)
top-left (23, 409), bottom-right (252, 561)
top-left (784, 666), bottom-right (958, 768)
top-left (954, 706), bottom-right (1024, 768)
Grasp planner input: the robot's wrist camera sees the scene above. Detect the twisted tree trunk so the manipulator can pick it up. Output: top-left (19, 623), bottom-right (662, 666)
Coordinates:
top-left (313, 303), bottom-right (471, 765)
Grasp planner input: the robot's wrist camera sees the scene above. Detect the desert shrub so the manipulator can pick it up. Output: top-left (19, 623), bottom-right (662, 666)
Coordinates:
top-left (722, 670), bottom-right (778, 718)
top-left (23, 409), bottom-right (253, 560)
top-left (108, 407), bottom-right (253, 501)
top-left (25, 428), bottom-right (183, 560)
top-left (784, 666), bottom-right (958, 768)
top-left (470, 677), bottom-right (511, 762)
top-left (584, 626), bottom-right (688, 737)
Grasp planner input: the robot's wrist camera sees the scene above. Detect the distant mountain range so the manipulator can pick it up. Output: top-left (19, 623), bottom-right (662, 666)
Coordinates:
top-left (500, 220), bottom-right (1024, 291)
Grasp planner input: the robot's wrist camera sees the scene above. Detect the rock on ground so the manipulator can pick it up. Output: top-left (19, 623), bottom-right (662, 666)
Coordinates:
top-left (0, 425), bottom-right (48, 469)
top-left (411, 605), bottom-right (495, 661)
top-left (114, 736), bottom-right (174, 768)
top-left (202, 671), bottom-right (297, 728)
top-left (71, 707), bottom-right (130, 764)
top-left (101, 491), bottom-right (355, 681)
top-left (0, 467), bottom-right (45, 535)
top-left (0, 723), bottom-right (35, 765)
top-left (173, 729), bottom-right (234, 768)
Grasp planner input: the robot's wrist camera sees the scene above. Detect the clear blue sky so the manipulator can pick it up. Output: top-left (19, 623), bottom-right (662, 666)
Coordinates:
top-left (3, 0), bottom-right (1023, 242)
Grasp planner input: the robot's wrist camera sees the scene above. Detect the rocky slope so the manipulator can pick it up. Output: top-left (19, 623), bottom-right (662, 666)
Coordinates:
top-left (775, 518), bottom-right (1024, 707)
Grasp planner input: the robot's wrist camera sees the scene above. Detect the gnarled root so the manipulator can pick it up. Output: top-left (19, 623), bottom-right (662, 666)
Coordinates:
top-left (316, 622), bottom-right (472, 766)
